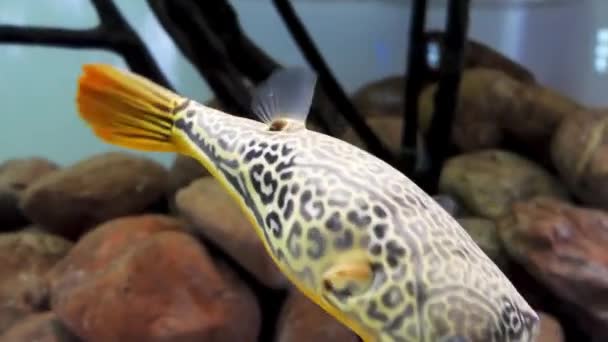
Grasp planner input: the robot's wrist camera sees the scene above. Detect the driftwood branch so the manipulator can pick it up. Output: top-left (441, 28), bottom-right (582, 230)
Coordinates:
top-left (401, 0), bottom-right (429, 176)
top-left (147, 0), bottom-right (348, 136)
top-left (424, 0), bottom-right (471, 193)
top-left (147, 0), bottom-right (253, 115)
top-left (272, 0), bottom-right (394, 163)
top-left (0, 0), bottom-right (172, 90)
top-left (0, 0), bottom-right (389, 162)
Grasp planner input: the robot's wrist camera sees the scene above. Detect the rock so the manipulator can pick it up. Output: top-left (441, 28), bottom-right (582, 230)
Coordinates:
top-left (498, 197), bottom-right (608, 339)
top-left (46, 215), bottom-right (184, 285)
top-left (419, 68), bottom-right (580, 159)
top-left (274, 290), bottom-right (358, 342)
top-left (340, 116), bottom-right (402, 154)
top-left (419, 69), bottom-right (508, 151)
top-left (49, 214), bottom-right (260, 342)
top-left (425, 30), bottom-right (536, 83)
top-left (167, 155), bottom-right (209, 212)
top-left (456, 217), bottom-right (507, 268)
top-left (439, 149), bottom-right (567, 219)
top-left (20, 152), bottom-right (168, 239)
top-left (0, 189), bottom-right (25, 231)
top-left (432, 194), bottom-right (462, 217)
top-left (351, 31), bottom-right (536, 123)
top-left (352, 76), bottom-right (405, 117)
top-left (0, 312), bottom-right (78, 342)
top-left (339, 115), bottom-right (429, 173)
top-left (175, 178), bottom-right (286, 289)
top-left (536, 312), bottom-right (564, 342)
top-left (552, 109), bottom-right (608, 210)
top-left (0, 306), bottom-right (28, 334)
top-left (0, 231), bottom-right (72, 311)
top-left (0, 158), bottom-right (59, 231)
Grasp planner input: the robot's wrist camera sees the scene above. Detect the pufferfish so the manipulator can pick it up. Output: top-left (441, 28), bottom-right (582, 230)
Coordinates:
top-left (75, 63), bottom-right (540, 342)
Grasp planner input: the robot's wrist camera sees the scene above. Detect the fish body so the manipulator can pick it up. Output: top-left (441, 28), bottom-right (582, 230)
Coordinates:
top-left (76, 64), bottom-right (540, 342)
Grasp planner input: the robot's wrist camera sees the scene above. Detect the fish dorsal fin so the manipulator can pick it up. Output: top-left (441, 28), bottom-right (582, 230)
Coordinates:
top-left (250, 66), bottom-right (317, 130)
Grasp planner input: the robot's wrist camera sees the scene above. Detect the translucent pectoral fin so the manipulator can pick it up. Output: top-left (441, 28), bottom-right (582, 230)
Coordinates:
top-left (320, 251), bottom-right (379, 342)
top-left (321, 251), bottom-right (374, 307)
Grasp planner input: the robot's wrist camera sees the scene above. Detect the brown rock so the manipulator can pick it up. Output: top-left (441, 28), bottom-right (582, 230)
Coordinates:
top-left (20, 152), bottom-right (168, 239)
top-left (419, 68), bottom-right (580, 158)
top-left (0, 231), bottom-right (72, 311)
top-left (274, 290), bottom-right (358, 342)
top-left (439, 149), bottom-right (567, 219)
top-left (552, 109), bottom-right (608, 209)
top-left (0, 312), bottom-right (77, 342)
top-left (340, 116), bottom-right (402, 154)
top-left (419, 69), bottom-right (509, 151)
top-left (498, 197), bottom-right (608, 338)
top-left (425, 30), bottom-right (536, 83)
top-left (339, 116), bottom-right (429, 172)
top-left (457, 217), bottom-right (507, 268)
top-left (175, 178), bottom-right (286, 289)
top-left (0, 306), bottom-right (28, 334)
top-left (351, 31), bottom-right (536, 123)
top-left (352, 76), bottom-right (405, 117)
top-left (49, 214), bottom-right (260, 342)
top-left (167, 155), bottom-right (209, 212)
top-left (536, 312), bottom-right (564, 342)
top-left (0, 158), bottom-right (59, 230)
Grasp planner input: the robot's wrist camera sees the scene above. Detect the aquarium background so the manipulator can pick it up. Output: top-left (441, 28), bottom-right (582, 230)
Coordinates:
top-left (2, 1), bottom-right (608, 341)
top-left (2, 0), bottom-right (607, 166)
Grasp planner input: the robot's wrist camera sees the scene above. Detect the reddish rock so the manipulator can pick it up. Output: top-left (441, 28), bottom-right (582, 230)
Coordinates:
top-left (176, 178), bottom-right (286, 289)
top-left (49, 214), bottom-right (260, 342)
top-left (0, 231), bottom-right (72, 311)
top-left (0, 158), bottom-right (59, 230)
top-left (0, 312), bottom-right (76, 342)
top-left (274, 290), bottom-right (358, 342)
top-left (47, 215), bottom-right (183, 283)
top-left (20, 152), bottom-right (168, 239)
top-left (498, 197), bottom-right (608, 338)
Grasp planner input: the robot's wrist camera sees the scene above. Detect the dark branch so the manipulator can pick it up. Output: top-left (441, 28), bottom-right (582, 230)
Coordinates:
top-left (272, 0), bottom-right (393, 163)
top-left (190, 2), bottom-right (279, 83)
top-left (89, 0), bottom-right (171, 87)
top-left (147, 0), bottom-right (347, 136)
top-left (0, 0), bottom-right (172, 90)
top-left (194, 1), bottom-right (351, 136)
top-left (147, 0), bottom-right (252, 116)
top-left (424, 0), bottom-right (471, 193)
top-left (0, 26), bottom-right (105, 47)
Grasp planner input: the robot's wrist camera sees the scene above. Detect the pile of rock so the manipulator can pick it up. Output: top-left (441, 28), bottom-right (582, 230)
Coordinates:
top-left (1, 38), bottom-right (602, 342)
top-left (0, 151), bottom-right (360, 342)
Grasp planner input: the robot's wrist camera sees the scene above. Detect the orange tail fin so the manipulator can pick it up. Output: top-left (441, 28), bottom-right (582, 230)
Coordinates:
top-left (76, 63), bottom-right (187, 152)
